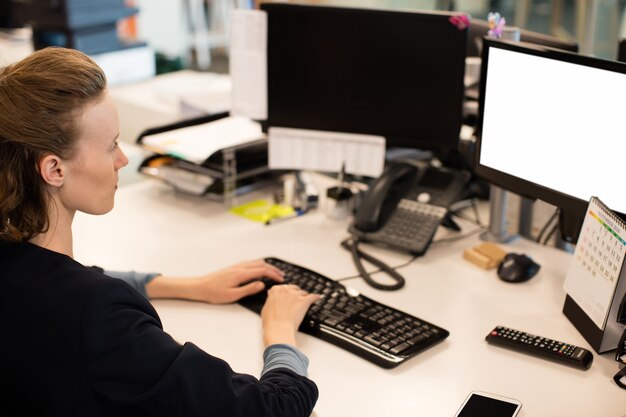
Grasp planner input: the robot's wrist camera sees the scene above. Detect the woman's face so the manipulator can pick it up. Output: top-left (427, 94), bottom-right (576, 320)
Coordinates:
top-left (60, 91), bottom-right (128, 215)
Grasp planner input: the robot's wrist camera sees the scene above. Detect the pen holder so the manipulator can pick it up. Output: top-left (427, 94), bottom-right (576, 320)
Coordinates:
top-left (325, 186), bottom-right (353, 221)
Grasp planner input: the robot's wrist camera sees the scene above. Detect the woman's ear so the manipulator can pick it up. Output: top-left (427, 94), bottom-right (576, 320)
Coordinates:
top-left (38, 154), bottom-right (65, 188)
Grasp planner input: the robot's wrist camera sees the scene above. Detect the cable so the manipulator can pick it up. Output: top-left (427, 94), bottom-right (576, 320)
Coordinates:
top-left (470, 198), bottom-right (483, 226)
top-left (448, 198), bottom-right (472, 212)
top-left (340, 238), bottom-right (406, 291)
top-left (448, 198), bottom-right (484, 227)
top-left (431, 225), bottom-right (485, 245)
top-left (448, 210), bottom-right (481, 226)
top-left (536, 207), bottom-right (560, 244)
top-left (388, 253), bottom-right (419, 270)
top-left (335, 252), bottom-right (417, 282)
top-left (542, 222), bottom-right (559, 246)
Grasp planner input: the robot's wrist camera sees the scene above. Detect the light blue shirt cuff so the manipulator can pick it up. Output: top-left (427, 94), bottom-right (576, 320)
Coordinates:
top-left (104, 270), bottom-right (160, 299)
top-left (262, 344), bottom-right (310, 377)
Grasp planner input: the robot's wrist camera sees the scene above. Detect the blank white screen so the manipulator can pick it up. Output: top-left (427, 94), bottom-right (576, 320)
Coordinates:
top-left (480, 48), bottom-right (626, 213)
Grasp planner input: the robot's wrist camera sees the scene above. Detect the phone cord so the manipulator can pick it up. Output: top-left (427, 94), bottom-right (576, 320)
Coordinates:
top-left (341, 238), bottom-right (406, 291)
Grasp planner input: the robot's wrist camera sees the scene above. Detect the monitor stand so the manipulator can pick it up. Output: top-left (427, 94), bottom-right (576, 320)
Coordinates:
top-left (518, 197), bottom-right (534, 239)
top-left (480, 185), bottom-right (518, 243)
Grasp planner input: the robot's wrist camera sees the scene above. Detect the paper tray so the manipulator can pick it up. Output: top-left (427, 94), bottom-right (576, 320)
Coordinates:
top-left (138, 154), bottom-right (282, 199)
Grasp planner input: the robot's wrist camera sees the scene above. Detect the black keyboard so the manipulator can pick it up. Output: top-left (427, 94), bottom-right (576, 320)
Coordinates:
top-left (238, 257), bottom-right (450, 368)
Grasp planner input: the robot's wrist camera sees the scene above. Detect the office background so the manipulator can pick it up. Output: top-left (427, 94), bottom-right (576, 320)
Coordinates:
top-left (3, 1), bottom-right (625, 73)
top-left (131, 0), bottom-right (626, 74)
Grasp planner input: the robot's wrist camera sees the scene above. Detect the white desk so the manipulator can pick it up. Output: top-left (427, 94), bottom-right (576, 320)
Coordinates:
top-left (72, 179), bottom-right (626, 417)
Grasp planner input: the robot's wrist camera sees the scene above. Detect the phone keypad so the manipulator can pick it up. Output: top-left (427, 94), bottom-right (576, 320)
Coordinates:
top-left (368, 199), bottom-right (446, 255)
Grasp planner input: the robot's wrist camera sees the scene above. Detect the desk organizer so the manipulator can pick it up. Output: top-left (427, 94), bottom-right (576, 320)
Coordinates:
top-left (136, 112), bottom-right (281, 206)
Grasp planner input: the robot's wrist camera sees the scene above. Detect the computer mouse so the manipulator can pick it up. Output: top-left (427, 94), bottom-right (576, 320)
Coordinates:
top-left (497, 253), bottom-right (540, 283)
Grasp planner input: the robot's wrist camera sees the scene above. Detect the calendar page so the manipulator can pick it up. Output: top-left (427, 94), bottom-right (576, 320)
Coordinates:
top-left (563, 197), bottom-right (626, 329)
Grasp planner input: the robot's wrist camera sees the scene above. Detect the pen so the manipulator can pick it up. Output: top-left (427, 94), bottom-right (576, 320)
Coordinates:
top-left (264, 208), bottom-right (306, 226)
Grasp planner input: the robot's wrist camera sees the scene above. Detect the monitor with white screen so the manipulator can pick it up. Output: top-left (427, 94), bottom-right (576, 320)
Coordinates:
top-left (262, 3), bottom-right (469, 154)
top-left (475, 38), bottom-right (626, 243)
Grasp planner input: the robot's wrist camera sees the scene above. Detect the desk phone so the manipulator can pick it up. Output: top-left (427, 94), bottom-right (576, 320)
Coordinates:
top-left (349, 162), bottom-right (470, 255)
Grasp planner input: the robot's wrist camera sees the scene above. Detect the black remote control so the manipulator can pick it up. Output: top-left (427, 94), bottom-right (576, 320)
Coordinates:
top-left (485, 326), bottom-right (593, 370)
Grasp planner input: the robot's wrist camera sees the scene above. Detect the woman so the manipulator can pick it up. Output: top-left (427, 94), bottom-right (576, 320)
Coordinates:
top-left (0, 47), bottom-right (320, 416)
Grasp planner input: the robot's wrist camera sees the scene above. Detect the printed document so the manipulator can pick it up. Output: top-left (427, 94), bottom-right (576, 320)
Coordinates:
top-left (141, 116), bottom-right (264, 164)
top-left (268, 127), bottom-right (385, 178)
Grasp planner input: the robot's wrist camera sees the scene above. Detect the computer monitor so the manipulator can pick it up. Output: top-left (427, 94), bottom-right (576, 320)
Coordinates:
top-left (468, 19), bottom-right (579, 56)
top-left (262, 3), bottom-right (468, 153)
top-left (618, 38), bottom-right (626, 62)
top-left (0, 0), bottom-right (17, 29)
top-left (475, 38), bottom-right (626, 243)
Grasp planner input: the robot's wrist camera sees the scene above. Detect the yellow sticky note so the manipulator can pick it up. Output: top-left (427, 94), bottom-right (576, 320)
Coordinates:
top-left (230, 200), bottom-right (295, 223)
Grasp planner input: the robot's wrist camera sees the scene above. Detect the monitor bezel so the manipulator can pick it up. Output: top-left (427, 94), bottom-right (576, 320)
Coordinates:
top-left (475, 38), bottom-right (626, 220)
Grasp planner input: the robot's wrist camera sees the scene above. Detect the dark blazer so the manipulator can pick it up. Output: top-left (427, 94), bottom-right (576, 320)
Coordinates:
top-left (0, 241), bottom-right (318, 416)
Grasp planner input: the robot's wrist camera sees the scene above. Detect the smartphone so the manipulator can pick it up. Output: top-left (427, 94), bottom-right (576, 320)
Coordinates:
top-left (454, 391), bottom-right (522, 417)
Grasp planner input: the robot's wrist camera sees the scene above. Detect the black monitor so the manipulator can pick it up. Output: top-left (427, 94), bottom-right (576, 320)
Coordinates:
top-left (619, 38), bottom-right (626, 62)
top-left (0, 0), bottom-right (17, 28)
top-left (468, 19), bottom-right (579, 56)
top-left (262, 3), bottom-right (468, 153)
top-left (475, 38), bottom-right (626, 243)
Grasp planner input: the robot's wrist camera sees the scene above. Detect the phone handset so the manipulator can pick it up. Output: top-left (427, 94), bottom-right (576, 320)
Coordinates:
top-left (352, 161), bottom-right (419, 233)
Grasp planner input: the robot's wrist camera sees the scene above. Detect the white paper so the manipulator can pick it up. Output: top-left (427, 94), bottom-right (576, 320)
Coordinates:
top-left (151, 72), bottom-right (232, 117)
top-left (229, 9), bottom-right (267, 120)
top-left (141, 116), bottom-right (265, 164)
top-left (268, 127), bottom-right (385, 178)
top-left (563, 197), bottom-right (625, 329)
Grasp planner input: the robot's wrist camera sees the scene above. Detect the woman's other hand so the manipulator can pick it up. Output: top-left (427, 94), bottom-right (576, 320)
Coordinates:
top-left (146, 259), bottom-right (285, 304)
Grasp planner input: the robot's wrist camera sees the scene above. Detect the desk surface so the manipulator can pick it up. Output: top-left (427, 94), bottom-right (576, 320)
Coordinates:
top-left (72, 179), bottom-right (626, 417)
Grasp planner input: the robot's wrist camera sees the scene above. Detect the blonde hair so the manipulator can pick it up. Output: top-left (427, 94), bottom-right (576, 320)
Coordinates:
top-left (0, 47), bottom-right (107, 242)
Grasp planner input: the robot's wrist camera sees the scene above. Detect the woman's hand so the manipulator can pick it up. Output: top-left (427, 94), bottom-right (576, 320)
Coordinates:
top-left (261, 284), bottom-right (320, 347)
top-left (146, 259), bottom-right (285, 304)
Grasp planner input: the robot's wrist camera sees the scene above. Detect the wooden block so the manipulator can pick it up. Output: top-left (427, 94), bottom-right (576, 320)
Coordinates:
top-left (463, 242), bottom-right (507, 269)
top-left (463, 247), bottom-right (492, 269)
